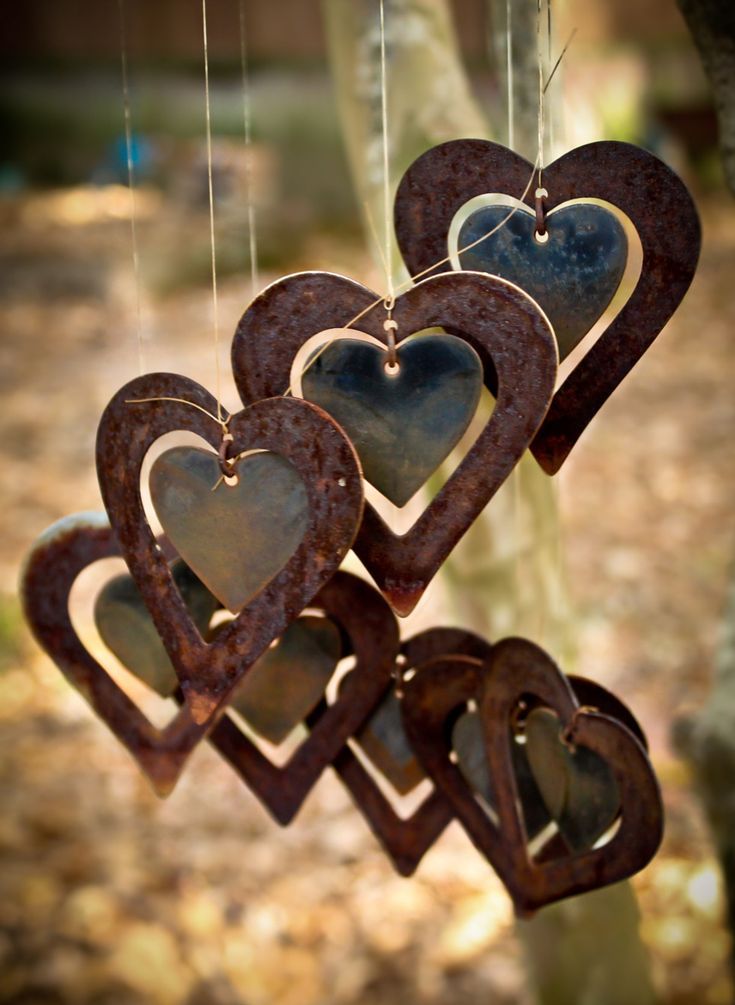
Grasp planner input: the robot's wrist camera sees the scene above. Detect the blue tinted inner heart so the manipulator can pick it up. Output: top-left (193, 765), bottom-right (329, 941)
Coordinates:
top-left (458, 202), bottom-right (627, 360)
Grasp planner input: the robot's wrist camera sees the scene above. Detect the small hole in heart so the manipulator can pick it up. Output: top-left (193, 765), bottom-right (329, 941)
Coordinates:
top-left (337, 477), bottom-right (347, 487)
top-left (223, 473), bottom-right (239, 487)
top-left (383, 359), bottom-right (400, 376)
top-left (534, 229), bottom-right (549, 245)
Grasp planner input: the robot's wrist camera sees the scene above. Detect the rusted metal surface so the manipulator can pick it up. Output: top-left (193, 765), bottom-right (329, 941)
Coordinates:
top-left (207, 571), bottom-right (400, 825)
top-left (394, 139), bottom-right (701, 474)
top-left (330, 628), bottom-right (494, 877)
top-left (96, 373), bottom-right (364, 724)
top-left (401, 638), bottom-right (662, 914)
top-left (20, 513), bottom-right (216, 796)
top-left (232, 271), bottom-right (558, 615)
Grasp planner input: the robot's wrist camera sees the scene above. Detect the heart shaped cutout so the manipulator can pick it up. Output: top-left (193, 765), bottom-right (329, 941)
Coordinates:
top-left (21, 513), bottom-right (218, 795)
top-left (232, 270), bottom-right (557, 615)
top-left (96, 372), bottom-right (363, 724)
top-left (302, 333), bottom-right (483, 506)
top-left (458, 201), bottom-right (627, 361)
top-left (330, 627), bottom-right (494, 876)
top-left (401, 639), bottom-right (662, 913)
top-left (94, 560), bottom-right (219, 697)
top-left (207, 571), bottom-right (400, 825)
top-left (394, 139), bottom-right (700, 473)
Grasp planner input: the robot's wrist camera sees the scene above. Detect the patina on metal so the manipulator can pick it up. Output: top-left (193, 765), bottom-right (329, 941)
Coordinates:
top-left (150, 447), bottom-right (311, 614)
top-left (458, 201), bottom-right (628, 361)
top-left (394, 139), bottom-right (701, 474)
top-left (94, 560), bottom-right (219, 697)
top-left (232, 270), bottom-right (558, 616)
top-left (206, 571), bottom-right (400, 826)
top-left (96, 373), bottom-right (364, 726)
top-left (301, 334), bottom-right (483, 507)
top-left (402, 638), bottom-right (663, 914)
top-left (329, 627), bottom-right (494, 877)
top-left (20, 513), bottom-right (220, 795)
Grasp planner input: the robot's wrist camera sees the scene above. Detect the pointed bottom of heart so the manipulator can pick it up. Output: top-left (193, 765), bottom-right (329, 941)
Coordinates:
top-left (184, 688), bottom-right (220, 726)
top-left (137, 748), bottom-right (190, 798)
top-left (383, 581), bottom-right (425, 618)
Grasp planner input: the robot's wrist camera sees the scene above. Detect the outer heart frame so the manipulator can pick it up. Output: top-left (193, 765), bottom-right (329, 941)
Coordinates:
top-left (208, 571), bottom-right (399, 825)
top-left (95, 372), bottom-right (364, 725)
top-left (329, 627), bottom-right (495, 877)
top-left (401, 638), bottom-right (663, 914)
top-left (232, 270), bottom-right (557, 615)
top-left (394, 140), bottom-right (701, 474)
top-left (21, 513), bottom-right (214, 795)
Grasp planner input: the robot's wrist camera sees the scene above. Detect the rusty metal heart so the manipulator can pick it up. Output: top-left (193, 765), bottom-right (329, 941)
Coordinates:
top-left (21, 513), bottom-right (216, 795)
top-left (94, 560), bottom-right (219, 697)
top-left (96, 372), bottom-right (363, 731)
top-left (330, 627), bottom-right (494, 877)
top-left (302, 334), bottom-right (483, 507)
top-left (402, 639), bottom-right (662, 913)
top-left (207, 571), bottom-right (400, 825)
top-left (150, 447), bottom-right (310, 614)
top-left (458, 202), bottom-right (627, 361)
top-left (394, 140), bottom-right (700, 473)
top-left (232, 270), bottom-right (557, 615)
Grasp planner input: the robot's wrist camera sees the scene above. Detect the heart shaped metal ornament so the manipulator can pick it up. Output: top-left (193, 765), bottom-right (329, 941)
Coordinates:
top-left (401, 638), bottom-right (662, 913)
top-left (90, 372), bottom-right (363, 784)
top-left (207, 572), bottom-right (399, 825)
top-left (150, 448), bottom-right (310, 614)
top-left (458, 202), bottom-right (627, 361)
top-left (233, 270), bottom-right (557, 615)
top-left (330, 627), bottom-right (494, 876)
top-left (302, 334), bottom-right (483, 507)
top-left (394, 139), bottom-right (701, 473)
top-left (94, 561), bottom-right (219, 697)
top-left (21, 513), bottom-right (211, 794)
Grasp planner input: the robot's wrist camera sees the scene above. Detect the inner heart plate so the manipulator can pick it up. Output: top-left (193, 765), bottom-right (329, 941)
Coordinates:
top-left (206, 571), bottom-right (400, 825)
top-left (96, 372), bottom-right (364, 726)
top-left (457, 201), bottom-right (627, 361)
top-left (394, 139), bottom-right (700, 473)
top-left (232, 270), bottom-right (557, 615)
top-left (301, 333), bottom-right (483, 507)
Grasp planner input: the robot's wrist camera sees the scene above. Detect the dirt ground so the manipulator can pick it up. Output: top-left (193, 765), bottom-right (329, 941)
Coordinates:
top-left (0, 181), bottom-right (734, 1004)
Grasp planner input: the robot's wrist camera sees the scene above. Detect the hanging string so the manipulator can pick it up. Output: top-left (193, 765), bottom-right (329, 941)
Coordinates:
top-left (546, 0), bottom-right (553, 158)
top-left (117, 0), bottom-right (144, 375)
top-left (506, 0), bottom-right (514, 150)
top-left (238, 0), bottom-right (260, 300)
top-left (378, 0), bottom-right (394, 307)
top-left (201, 0), bottom-right (224, 422)
top-left (536, 0), bottom-right (545, 188)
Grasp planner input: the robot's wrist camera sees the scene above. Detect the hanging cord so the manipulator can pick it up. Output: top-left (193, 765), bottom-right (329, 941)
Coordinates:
top-left (238, 0), bottom-right (260, 300)
top-left (378, 0), bottom-right (394, 311)
top-left (506, 0), bottom-right (514, 150)
top-left (201, 0), bottom-right (224, 423)
top-left (117, 0), bottom-right (144, 375)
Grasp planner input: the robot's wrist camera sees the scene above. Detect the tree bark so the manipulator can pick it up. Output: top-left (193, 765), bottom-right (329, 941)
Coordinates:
top-left (676, 0), bottom-right (735, 194)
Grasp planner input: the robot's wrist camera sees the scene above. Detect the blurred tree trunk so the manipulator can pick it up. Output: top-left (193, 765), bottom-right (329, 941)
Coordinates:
top-left (676, 0), bottom-right (735, 194)
top-left (674, 570), bottom-right (735, 971)
top-left (323, 2), bottom-right (655, 1003)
